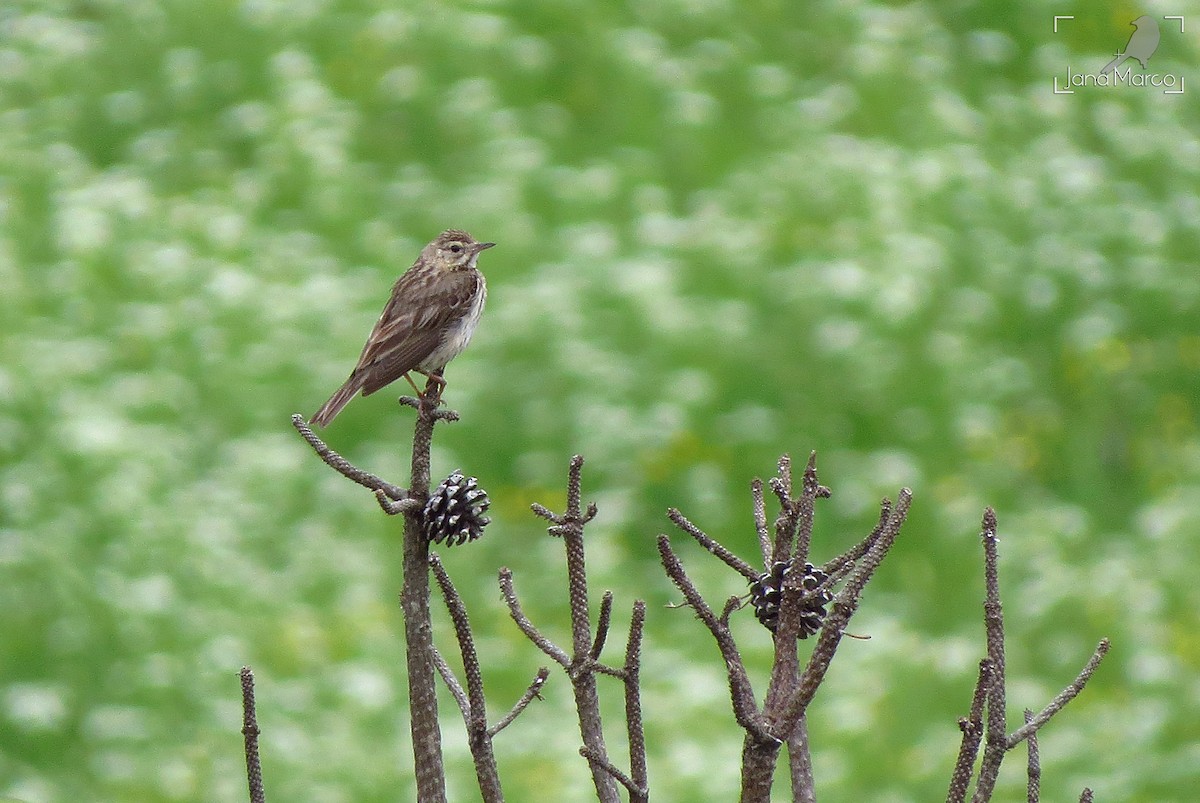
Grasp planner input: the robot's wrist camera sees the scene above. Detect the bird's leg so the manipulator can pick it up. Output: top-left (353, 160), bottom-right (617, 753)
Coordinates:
top-left (422, 372), bottom-right (447, 404)
top-left (402, 372), bottom-right (424, 396)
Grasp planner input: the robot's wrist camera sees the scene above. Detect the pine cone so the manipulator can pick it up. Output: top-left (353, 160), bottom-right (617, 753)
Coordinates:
top-left (423, 470), bottom-right (490, 547)
top-left (749, 561), bottom-right (832, 638)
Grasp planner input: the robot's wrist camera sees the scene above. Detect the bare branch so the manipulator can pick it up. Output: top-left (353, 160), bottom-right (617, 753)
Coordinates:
top-left (591, 591), bottom-right (614, 661)
top-left (1006, 639), bottom-right (1111, 748)
top-left (974, 508), bottom-right (1007, 803)
top-left (398, 396), bottom-right (450, 803)
top-left (821, 498), bottom-right (891, 584)
top-left (1025, 709), bottom-right (1040, 803)
top-left (291, 414), bottom-right (408, 500)
top-left (428, 553), bottom-right (504, 802)
top-left (787, 716), bottom-right (815, 803)
top-left (776, 488), bottom-right (911, 737)
top-left (772, 453), bottom-right (792, 506)
top-left (624, 600), bottom-right (649, 800)
top-left (947, 659), bottom-right (992, 803)
top-left (498, 567), bottom-right (570, 667)
top-left (239, 666), bottom-right (266, 803)
top-left (667, 507), bottom-right (759, 581)
top-left (719, 595), bottom-right (743, 627)
top-left (769, 454), bottom-right (797, 563)
top-left (489, 668), bottom-right (551, 737)
top-left (374, 488), bottom-right (422, 516)
top-left (430, 555), bottom-right (487, 731)
top-left (398, 393), bottom-right (461, 422)
top-left (431, 645), bottom-right (470, 721)
top-left (580, 746), bottom-right (647, 802)
top-left (751, 478), bottom-right (771, 567)
top-left (658, 535), bottom-right (768, 741)
top-left (530, 502), bottom-right (557, 523)
top-left (793, 452), bottom-right (821, 565)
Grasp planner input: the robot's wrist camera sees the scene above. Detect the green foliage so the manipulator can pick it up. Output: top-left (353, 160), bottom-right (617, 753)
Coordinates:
top-left (2, 1), bottom-right (1198, 800)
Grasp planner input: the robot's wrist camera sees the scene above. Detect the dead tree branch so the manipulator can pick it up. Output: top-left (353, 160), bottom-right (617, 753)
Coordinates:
top-left (939, 509), bottom-right (1112, 803)
top-left (239, 666), bottom-right (266, 803)
top-left (661, 453), bottom-right (909, 803)
top-left (292, 381), bottom-right (455, 802)
top-left (502, 455), bottom-right (646, 803)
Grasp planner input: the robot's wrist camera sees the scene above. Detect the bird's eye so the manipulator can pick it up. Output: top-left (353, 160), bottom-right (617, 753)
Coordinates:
top-left (449, 243), bottom-right (463, 253)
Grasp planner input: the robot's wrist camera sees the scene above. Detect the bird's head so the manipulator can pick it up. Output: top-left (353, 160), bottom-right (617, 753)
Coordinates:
top-left (1131, 14), bottom-right (1154, 27)
top-left (428, 229), bottom-right (496, 271)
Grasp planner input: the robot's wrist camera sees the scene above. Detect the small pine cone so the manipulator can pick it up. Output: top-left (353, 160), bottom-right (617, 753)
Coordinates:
top-left (423, 470), bottom-right (490, 547)
top-left (749, 561), bottom-right (833, 638)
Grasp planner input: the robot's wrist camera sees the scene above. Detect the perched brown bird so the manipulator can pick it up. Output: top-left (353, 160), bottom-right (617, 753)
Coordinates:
top-left (311, 229), bottom-right (493, 427)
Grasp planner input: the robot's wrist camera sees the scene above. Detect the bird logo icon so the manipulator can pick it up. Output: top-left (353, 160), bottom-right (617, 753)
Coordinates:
top-left (1099, 15), bottom-right (1160, 74)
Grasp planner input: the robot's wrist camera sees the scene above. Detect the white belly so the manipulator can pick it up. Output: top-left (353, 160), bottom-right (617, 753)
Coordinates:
top-left (418, 276), bottom-right (486, 373)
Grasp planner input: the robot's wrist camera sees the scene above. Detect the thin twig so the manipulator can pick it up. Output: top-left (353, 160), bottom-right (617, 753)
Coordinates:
top-left (821, 498), bottom-right (890, 585)
top-left (947, 659), bottom-right (993, 803)
top-left (1006, 639), bottom-right (1111, 748)
top-left (239, 667), bottom-right (266, 803)
top-left (558, 456), bottom-right (620, 803)
top-left (769, 454), bottom-right (797, 564)
top-left (398, 394), bottom-right (461, 422)
top-left (580, 746), bottom-right (646, 801)
top-left (667, 507), bottom-right (759, 581)
top-left (792, 452), bottom-right (821, 566)
top-left (431, 645), bottom-right (470, 721)
top-left (591, 591), bottom-right (614, 661)
top-left (430, 555), bottom-right (488, 733)
top-left (498, 568), bottom-right (570, 668)
top-left (776, 489), bottom-right (911, 738)
top-left (489, 668), bottom-right (550, 737)
top-left (719, 595), bottom-right (743, 627)
top-left (624, 600), bottom-right (649, 801)
top-left (291, 414), bottom-right (408, 500)
top-left (658, 535), bottom-right (769, 741)
top-left (1025, 709), bottom-right (1040, 803)
top-left (429, 542), bottom-right (502, 801)
top-left (973, 508), bottom-right (1007, 803)
top-left (374, 489), bottom-right (422, 516)
top-left (751, 478), bottom-right (771, 567)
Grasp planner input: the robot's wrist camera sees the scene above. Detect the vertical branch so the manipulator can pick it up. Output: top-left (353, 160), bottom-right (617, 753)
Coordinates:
top-left (946, 659), bottom-right (992, 803)
top-left (657, 536), bottom-right (766, 739)
top-left (532, 455), bottom-right (619, 803)
top-left (624, 600), bottom-right (649, 803)
top-left (788, 716), bottom-right (815, 803)
top-left (399, 388), bottom-right (457, 803)
top-left (240, 667), bottom-right (266, 803)
top-left (1024, 709), bottom-right (1040, 803)
top-left (792, 452), bottom-right (822, 566)
top-left (759, 453), bottom-right (826, 793)
top-left (430, 554), bottom-right (503, 803)
top-left (973, 508), bottom-right (1006, 803)
top-left (751, 478), bottom-right (771, 567)
top-left (776, 489), bottom-right (912, 737)
top-left (770, 454), bottom-right (797, 563)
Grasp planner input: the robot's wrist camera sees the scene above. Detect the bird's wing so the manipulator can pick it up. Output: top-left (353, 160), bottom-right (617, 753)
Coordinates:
top-left (356, 270), bottom-right (482, 395)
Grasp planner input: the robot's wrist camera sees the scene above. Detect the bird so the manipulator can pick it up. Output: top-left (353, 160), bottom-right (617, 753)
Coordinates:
top-left (311, 229), bottom-right (494, 427)
top-left (1100, 15), bottom-right (1160, 74)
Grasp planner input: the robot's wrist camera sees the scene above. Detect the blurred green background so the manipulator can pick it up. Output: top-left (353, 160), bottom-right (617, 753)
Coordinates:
top-left (3, 0), bottom-right (1198, 800)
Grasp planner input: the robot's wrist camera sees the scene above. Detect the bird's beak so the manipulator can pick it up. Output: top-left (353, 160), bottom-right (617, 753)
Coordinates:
top-left (476, 241), bottom-right (496, 252)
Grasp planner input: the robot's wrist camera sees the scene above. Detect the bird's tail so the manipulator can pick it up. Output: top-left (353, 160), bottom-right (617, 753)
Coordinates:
top-left (1099, 53), bottom-right (1127, 74)
top-left (311, 375), bottom-right (363, 427)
